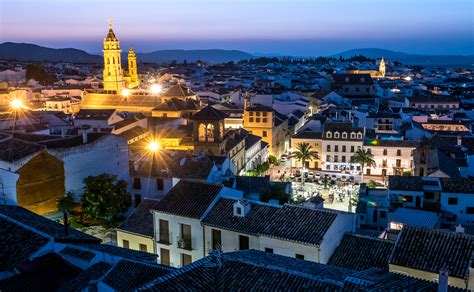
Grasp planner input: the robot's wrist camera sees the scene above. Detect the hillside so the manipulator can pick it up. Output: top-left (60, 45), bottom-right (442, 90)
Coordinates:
top-left (0, 42), bottom-right (253, 64)
top-left (137, 49), bottom-right (253, 63)
top-left (331, 48), bottom-right (474, 66)
top-left (0, 42), bottom-right (101, 63)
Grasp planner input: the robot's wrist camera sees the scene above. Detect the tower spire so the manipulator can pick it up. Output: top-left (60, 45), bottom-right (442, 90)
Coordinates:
top-left (108, 18), bottom-right (114, 29)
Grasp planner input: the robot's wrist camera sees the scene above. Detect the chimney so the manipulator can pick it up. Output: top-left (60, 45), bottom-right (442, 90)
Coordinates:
top-left (438, 268), bottom-right (449, 292)
top-left (455, 224), bottom-right (465, 234)
top-left (82, 130), bottom-right (88, 144)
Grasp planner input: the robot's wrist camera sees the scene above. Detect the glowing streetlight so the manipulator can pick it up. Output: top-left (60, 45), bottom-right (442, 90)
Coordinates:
top-left (10, 99), bottom-right (23, 109)
top-left (404, 76), bottom-right (412, 81)
top-left (121, 88), bottom-right (131, 97)
top-left (150, 84), bottom-right (162, 95)
top-left (148, 141), bottom-right (160, 152)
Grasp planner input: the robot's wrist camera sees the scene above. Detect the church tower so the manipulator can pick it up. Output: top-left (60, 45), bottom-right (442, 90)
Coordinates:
top-left (103, 21), bottom-right (125, 93)
top-left (379, 57), bottom-right (386, 77)
top-left (126, 48), bottom-right (140, 88)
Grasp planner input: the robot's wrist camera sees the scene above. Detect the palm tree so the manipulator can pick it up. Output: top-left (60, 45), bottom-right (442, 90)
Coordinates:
top-left (57, 192), bottom-right (76, 236)
top-left (290, 143), bottom-right (319, 184)
top-left (350, 149), bottom-right (376, 183)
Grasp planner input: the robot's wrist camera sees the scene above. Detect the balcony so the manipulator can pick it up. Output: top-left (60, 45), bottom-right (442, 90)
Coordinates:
top-left (177, 237), bottom-right (192, 251)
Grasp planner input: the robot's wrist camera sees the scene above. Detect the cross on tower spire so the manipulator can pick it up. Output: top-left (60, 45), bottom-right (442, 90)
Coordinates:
top-left (108, 18), bottom-right (114, 29)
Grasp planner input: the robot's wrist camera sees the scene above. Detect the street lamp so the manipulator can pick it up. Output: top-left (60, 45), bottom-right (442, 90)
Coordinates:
top-left (148, 141), bottom-right (160, 152)
top-left (11, 99), bottom-right (23, 109)
top-left (150, 84), bottom-right (162, 95)
top-left (121, 88), bottom-right (131, 97)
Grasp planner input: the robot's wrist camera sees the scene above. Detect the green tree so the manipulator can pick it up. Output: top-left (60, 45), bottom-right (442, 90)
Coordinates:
top-left (402, 171), bottom-right (412, 176)
top-left (351, 149), bottom-right (376, 183)
top-left (366, 180), bottom-right (377, 189)
top-left (26, 63), bottom-right (55, 85)
top-left (80, 174), bottom-right (131, 225)
top-left (57, 192), bottom-right (76, 236)
top-left (290, 143), bottom-right (319, 171)
top-left (260, 184), bottom-right (288, 205)
top-left (268, 155), bottom-right (279, 166)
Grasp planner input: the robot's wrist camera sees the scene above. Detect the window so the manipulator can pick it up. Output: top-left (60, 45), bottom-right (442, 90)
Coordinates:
top-left (256, 118), bottom-right (261, 123)
top-left (133, 177), bottom-right (141, 189)
top-left (239, 235), bottom-right (249, 250)
top-left (249, 118), bottom-right (254, 122)
top-left (350, 133), bottom-right (356, 139)
top-left (327, 145), bottom-right (331, 151)
top-left (342, 132), bottom-right (347, 139)
top-left (122, 240), bottom-right (129, 249)
top-left (326, 132), bottom-right (332, 138)
top-left (181, 253), bottom-right (192, 266)
top-left (212, 229), bottom-right (222, 250)
top-left (157, 178), bottom-right (164, 190)
top-left (262, 131), bottom-right (268, 137)
top-left (383, 149), bottom-right (387, 156)
top-left (382, 159), bottom-right (387, 167)
top-left (448, 198), bottom-right (458, 205)
top-left (334, 156), bottom-right (339, 162)
top-left (180, 224), bottom-right (192, 250)
top-left (404, 195), bottom-right (413, 203)
top-left (134, 194), bottom-right (142, 207)
top-left (265, 248), bottom-right (274, 253)
top-left (366, 168), bottom-right (370, 175)
top-left (342, 145), bottom-right (346, 152)
top-left (396, 159), bottom-right (401, 167)
top-left (357, 133), bottom-right (363, 139)
top-left (397, 149), bottom-right (402, 156)
top-left (356, 87), bottom-right (360, 92)
top-left (342, 156), bottom-right (346, 163)
top-left (249, 111), bottom-right (254, 116)
top-left (139, 244), bottom-right (147, 252)
top-left (334, 132), bottom-right (340, 138)
top-left (236, 206), bottom-right (242, 215)
top-left (326, 155), bottom-right (330, 162)
top-left (467, 207), bottom-right (474, 214)
top-left (160, 248), bottom-right (170, 265)
top-left (351, 146), bottom-right (355, 152)
top-left (159, 219), bottom-right (170, 244)
top-left (295, 254), bottom-right (304, 260)
top-left (335, 145), bottom-right (339, 152)
top-left (263, 112), bottom-right (268, 117)
top-left (425, 192), bottom-right (434, 200)
top-left (162, 113), bottom-right (168, 118)
top-left (263, 118), bottom-right (268, 123)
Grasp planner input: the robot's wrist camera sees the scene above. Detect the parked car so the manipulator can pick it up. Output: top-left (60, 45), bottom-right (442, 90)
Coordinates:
top-left (315, 173), bottom-right (321, 180)
top-left (341, 175), bottom-right (348, 182)
top-left (331, 174), bottom-right (338, 181)
top-left (307, 172), bottom-right (315, 179)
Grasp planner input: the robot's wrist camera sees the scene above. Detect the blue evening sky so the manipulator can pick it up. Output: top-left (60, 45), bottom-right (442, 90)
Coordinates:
top-left (0, 0), bottom-right (472, 56)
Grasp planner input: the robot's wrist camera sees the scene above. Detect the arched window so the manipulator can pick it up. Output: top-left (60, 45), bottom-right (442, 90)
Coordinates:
top-left (334, 132), bottom-right (340, 139)
top-left (342, 132), bottom-right (347, 139)
top-left (207, 124), bottom-right (215, 142)
top-left (198, 123), bottom-right (206, 142)
top-left (350, 132), bottom-right (356, 139)
top-left (357, 132), bottom-right (363, 139)
top-left (326, 131), bottom-right (332, 138)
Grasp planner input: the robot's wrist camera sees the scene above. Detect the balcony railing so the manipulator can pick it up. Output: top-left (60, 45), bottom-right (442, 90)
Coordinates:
top-left (177, 237), bottom-right (192, 251)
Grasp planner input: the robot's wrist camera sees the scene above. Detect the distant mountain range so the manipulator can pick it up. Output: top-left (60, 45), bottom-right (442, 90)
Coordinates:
top-left (1, 43), bottom-right (473, 66)
top-left (0, 42), bottom-right (253, 64)
top-left (0, 42), bottom-right (101, 63)
top-left (331, 48), bottom-right (474, 66)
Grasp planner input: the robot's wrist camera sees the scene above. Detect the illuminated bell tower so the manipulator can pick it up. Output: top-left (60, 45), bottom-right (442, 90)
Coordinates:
top-left (379, 57), bottom-right (386, 77)
top-left (103, 20), bottom-right (125, 93)
top-left (126, 48), bottom-right (140, 88)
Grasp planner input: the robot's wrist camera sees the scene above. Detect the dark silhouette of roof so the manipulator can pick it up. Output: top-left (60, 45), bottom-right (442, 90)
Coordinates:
top-left (190, 105), bottom-right (229, 121)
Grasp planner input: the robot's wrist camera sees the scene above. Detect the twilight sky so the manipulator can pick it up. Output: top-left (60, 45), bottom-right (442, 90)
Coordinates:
top-left (0, 0), bottom-right (472, 56)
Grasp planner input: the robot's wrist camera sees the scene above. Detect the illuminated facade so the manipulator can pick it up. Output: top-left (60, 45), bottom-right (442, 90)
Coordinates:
top-left (102, 22), bottom-right (140, 93)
